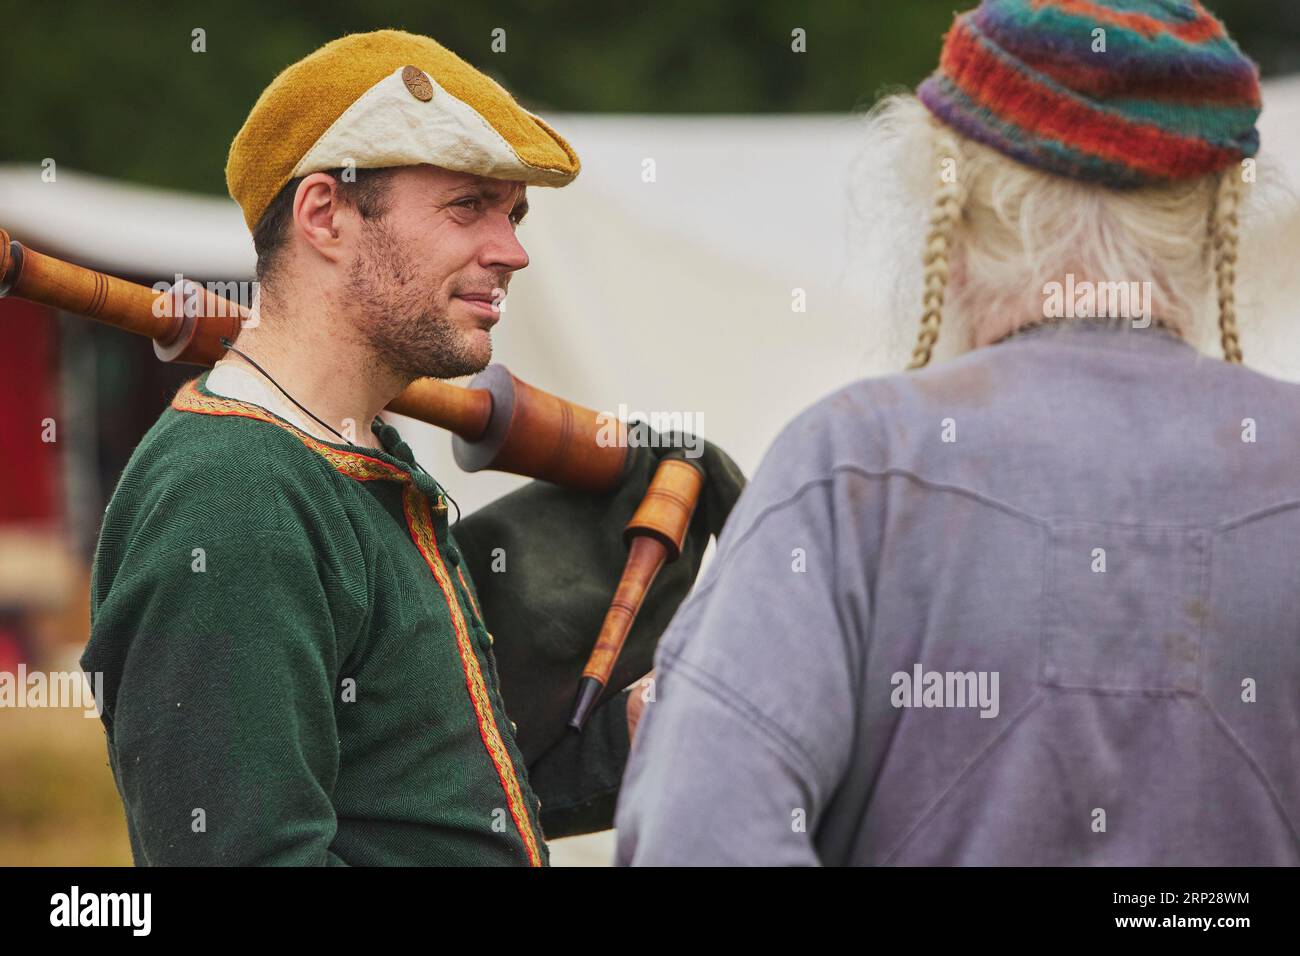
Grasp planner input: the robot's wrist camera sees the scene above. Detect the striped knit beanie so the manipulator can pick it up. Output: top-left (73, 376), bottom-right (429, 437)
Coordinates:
top-left (917, 0), bottom-right (1262, 188)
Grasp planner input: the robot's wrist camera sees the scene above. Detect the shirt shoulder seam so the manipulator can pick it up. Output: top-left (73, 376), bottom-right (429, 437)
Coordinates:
top-left (657, 645), bottom-right (825, 781)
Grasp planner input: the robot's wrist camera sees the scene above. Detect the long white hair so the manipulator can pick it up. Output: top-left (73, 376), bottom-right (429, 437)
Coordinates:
top-left (847, 92), bottom-right (1282, 370)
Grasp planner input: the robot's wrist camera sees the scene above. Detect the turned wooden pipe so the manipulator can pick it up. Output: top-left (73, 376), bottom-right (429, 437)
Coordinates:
top-left (0, 228), bottom-right (631, 493)
top-left (569, 456), bottom-right (706, 731)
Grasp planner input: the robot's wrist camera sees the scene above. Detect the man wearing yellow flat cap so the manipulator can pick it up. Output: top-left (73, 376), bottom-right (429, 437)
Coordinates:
top-left (226, 28), bottom-right (579, 397)
top-left (82, 29), bottom-right (652, 867)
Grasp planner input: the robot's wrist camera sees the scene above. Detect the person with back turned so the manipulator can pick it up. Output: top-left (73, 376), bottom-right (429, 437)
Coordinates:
top-left (616, 0), bottom-right (1300, 865)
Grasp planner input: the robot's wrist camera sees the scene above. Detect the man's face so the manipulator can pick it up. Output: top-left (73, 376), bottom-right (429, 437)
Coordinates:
top-left (343, 165), bottom-right (530, 381)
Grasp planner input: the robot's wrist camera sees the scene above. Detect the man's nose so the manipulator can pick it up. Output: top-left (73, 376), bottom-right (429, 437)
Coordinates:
top-left (480, 216), bottom-right (529, 273)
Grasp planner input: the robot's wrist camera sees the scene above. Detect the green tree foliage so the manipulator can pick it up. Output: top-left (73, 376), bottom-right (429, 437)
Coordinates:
top-left (1, 0), bottom-right (1295, 197)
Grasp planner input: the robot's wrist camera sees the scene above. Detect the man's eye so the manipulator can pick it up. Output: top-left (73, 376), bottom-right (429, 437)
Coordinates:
top-left (455, 197), bottom-right (480, 211)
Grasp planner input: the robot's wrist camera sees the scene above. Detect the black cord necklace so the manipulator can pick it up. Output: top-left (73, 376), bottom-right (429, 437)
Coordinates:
top-left (216, 337), bottom-right (463, 525)
top-left (219, 337), bottom-right (350, 443)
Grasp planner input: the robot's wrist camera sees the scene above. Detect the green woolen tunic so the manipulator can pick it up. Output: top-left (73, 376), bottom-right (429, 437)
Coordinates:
top-left (83, 370), bottom-right (619, 866)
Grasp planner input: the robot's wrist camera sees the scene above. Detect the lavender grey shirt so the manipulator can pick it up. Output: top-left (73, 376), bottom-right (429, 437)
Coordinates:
top-left (615, 322), bottom-right (1300, 866)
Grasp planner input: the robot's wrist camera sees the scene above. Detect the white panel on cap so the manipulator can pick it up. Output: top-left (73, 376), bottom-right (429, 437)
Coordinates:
top-left (291, 67), bottom-right (571, 185)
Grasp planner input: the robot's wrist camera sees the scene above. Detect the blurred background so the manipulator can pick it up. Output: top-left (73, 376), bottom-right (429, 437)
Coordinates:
top-left (3, 0), bottom-right (1300, 866)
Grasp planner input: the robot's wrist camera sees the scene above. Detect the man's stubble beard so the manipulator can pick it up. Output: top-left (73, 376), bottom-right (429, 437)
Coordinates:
top-left (345, 217), bottom-right (493, 382)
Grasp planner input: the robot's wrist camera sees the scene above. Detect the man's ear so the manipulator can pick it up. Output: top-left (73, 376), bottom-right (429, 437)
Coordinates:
top-left (292, 173), bottom-right (351, 263)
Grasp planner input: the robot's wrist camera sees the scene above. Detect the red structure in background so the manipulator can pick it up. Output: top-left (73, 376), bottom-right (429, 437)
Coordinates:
top-left (0, 297), bottom-right (61, 522)
top-left (0, 297), bottom-right (62, 668)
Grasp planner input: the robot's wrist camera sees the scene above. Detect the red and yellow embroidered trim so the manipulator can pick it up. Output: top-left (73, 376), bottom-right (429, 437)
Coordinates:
top-left (171, 378), bottom-right (404, 483)
top-left (403, 485), bottom-right (543, 867)
top-left (456, 565), bottom-right (483, 622)
top-left (171, 375), bottom-right (542, 866)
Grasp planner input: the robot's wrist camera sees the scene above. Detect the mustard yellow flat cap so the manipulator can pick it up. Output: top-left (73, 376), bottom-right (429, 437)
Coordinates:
top-left (226, 29), bottom-right (581, 232)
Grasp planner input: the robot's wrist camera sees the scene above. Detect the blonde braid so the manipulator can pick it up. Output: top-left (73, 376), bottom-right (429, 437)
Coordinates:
top-left (908, 123), bottom-right (966, 370)
top-left (1211, 168), bottom-right (1244, 365)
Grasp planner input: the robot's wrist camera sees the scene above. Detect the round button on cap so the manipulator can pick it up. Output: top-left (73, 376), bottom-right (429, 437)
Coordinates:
top-left (401, 65), bottom-right (433, 102)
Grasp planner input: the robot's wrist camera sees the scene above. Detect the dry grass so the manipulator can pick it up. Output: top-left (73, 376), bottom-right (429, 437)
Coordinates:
top-left (0, 706), bottom-right (132, 866)
top-left (0, 703), bottom-right (613, 866)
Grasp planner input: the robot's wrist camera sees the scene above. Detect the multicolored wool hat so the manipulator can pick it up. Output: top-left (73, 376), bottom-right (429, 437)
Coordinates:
top-left (917, 0), bottom-right (1262, 188)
